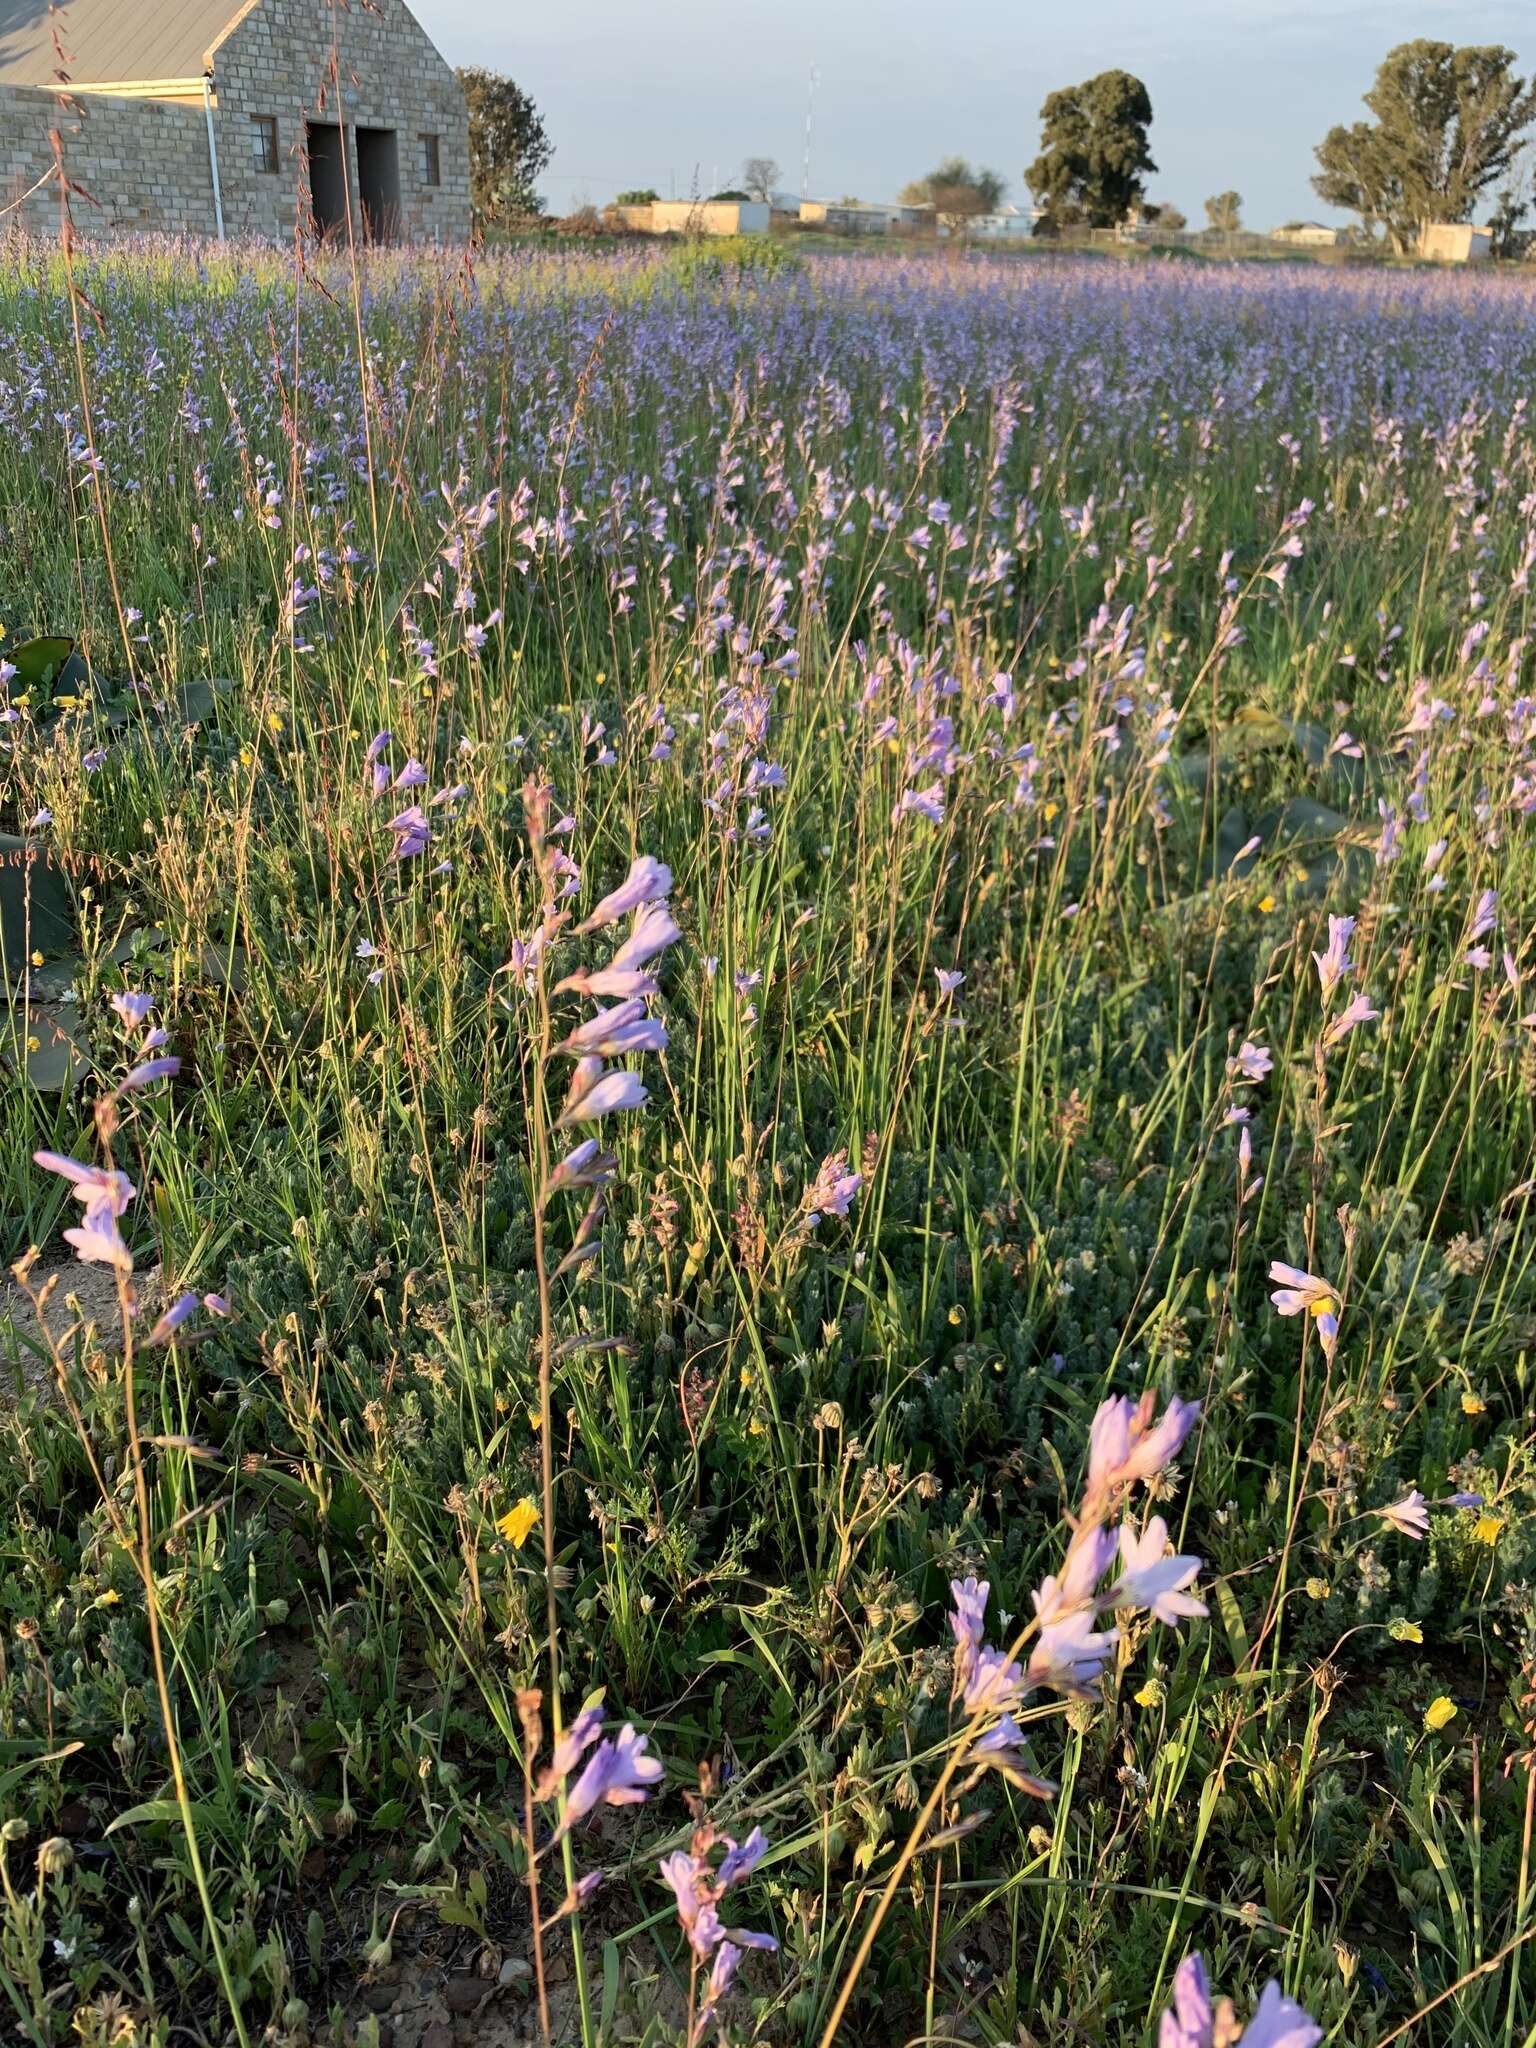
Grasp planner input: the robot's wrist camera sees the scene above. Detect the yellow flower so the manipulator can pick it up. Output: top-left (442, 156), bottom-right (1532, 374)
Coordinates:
top-left (1257, 894), bottom-right (1277, 914)
top-left (29, 950), bottom-right (42, 968)
top-left (527, 1407), bottom-right (543, 1432)
top-left (1473, 1514), bottom-right (1503, 1546)
top-left (496, 1498), bottom-right (539, 1550)
top-left (1424, 1696), bottom-right (1458, 1732)
top-left (1461, 1392), bottom-right (1486, 1416)
top-left (1305, 1577), bottom-right (1330, 1600)
top-left (266, 712), bottom-right (284, 734)
top-left (1134, 1678), bottom-right (1164, 1708)
top-left (1389, 1619), bottom-right (1423, 1644)
top-left (97, 1588), bottom-right (121, 1606)
top-left (1308, 1296), bottom-right (1338, 1320)
top-left (947, 1304), bottom-right (963, 1326)
top-left (747, 1416), bottom-right (767, 1438)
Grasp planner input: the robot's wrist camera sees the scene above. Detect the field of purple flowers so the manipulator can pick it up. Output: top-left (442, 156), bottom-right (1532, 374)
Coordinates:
top-left (0, 238), bottom-right (1532, 2045)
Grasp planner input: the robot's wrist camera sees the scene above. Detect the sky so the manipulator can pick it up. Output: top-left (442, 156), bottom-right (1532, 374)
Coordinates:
top-left (414, 0), bottom-right (1533, 229)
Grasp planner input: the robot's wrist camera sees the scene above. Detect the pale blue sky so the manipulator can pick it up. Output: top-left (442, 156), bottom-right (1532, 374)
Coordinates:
top-left (414, 0), bottom-right (1532, 228)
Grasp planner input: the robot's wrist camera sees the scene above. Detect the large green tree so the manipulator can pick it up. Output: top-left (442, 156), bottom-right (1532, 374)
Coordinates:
top-left (1312, 40), bottom-right (1536, 253)
top-left (1025, 71), bottom-right (1155, 229)
top-left (455, 68), bottom-right (553, 228)
top-left (900, 157), bottom-right (1007, 230)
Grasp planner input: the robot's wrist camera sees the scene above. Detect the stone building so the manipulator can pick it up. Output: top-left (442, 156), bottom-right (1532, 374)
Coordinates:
top-left (0, 0), bottom-right (470, 242)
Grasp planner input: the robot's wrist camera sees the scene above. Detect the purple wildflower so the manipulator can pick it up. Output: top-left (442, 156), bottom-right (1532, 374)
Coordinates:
top-left (1228, 1040), bottom-right (1272, 1082)
top-left (936, 968), bottom-right (966, 996)
top-left (1107, 1518), bottom-right (1207, 1625)
top-left (1377, 1489), bottom-right (1430, 1540)
top-left (805, 1149), bottom-right (862, 1220)
top-left (558, 1064), bottom-right (649, 1125)
top-left (1321, 992), bottom-right (1379, 1049)
top-left (386, 805), bottom-right (432, 860)
top-left (554, 1724), bottom-right (663, 1839)
top-left (149, 1292), bottom-right (199, 1344)
top-left (121, 1057), bottom-right (181, 1091)
top-left (1312, 912), bottom-right (1356, 1000)
top-left (577, 855), bottom-right (673, 933)
top-left (948, 1576), bottom-right (989, 1691)
top-left (110, 991), bottom-right (155, 1030)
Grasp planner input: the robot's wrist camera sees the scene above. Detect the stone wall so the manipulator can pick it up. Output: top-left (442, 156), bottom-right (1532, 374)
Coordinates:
top-left (0, 86), bottom-right (218, 236)
top-left (0, 0), bottom-right (469, 244)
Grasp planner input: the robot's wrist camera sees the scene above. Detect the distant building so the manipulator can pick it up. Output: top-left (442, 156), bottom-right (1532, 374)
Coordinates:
top-left (966, 205), bottom-right (1034, 239)
top-left (1419, 222), bottom-right (1493, 263)
top-left (0, 0), bottom-right (468, 241)
top-left (616, 199), bottom-right (770, 236)
top-left (1272, 222), bottom-right (1343, 248)
top-left (797, 199), bottom-right (931, 234)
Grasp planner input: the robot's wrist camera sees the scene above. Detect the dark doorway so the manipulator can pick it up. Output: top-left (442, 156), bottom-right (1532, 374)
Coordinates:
top-left (356, 128), bottom-right (400, 244)
top-left (306, 122), bottom-right (346, 239)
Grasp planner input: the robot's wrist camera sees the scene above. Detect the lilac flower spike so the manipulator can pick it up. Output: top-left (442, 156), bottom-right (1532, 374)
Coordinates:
top-left (577, 855), bottom-right (673, 933)
top-left (387, 805), bottom-right (432, 860)
top-left (110, 991), bottom-right (154, 1030)
top-left (948, 1576), bottom-right (989, 1690)
top-left (121, 1057), bottom-right (181, 1091)
top-left (64, 1202), bottom-right (134, 1273)
top-left (1108, 1518), bottom-right (1207, 1624)
top-left (1312, 912), bottom-right (1356, 1000)
top-left (1024, 1609), bottom-right (1119, 1697)
top-left (1321, 991), bottom-right (1379, 1049)
top-left (1228, 1040), bottom-right (1272, 1082)
top-left (1239, 1981), bottom-right (1323, 2048)
top-left (805, 1149), bottom-right (862, 1220)
top-left (149, 1292), bottom-right (200, 1344)
top-left (1085, 1393), bottom-right (1200, 1501)
top-left (1160, 1955), bottom-right (1321, 2048)
top-left (1159, 1953), bottom-right (1214, 2048)
top-left (559, 1065), bottom-right (649, 1125)
top-left (553, 1724), bottom-right (664, 1839)
top-left (1378, 1488), bottom-right (1430, 1540)
top-left (563, 998), bottom-right (668, 1059)
top-left (34, 1152), bottom-right (136, 1216)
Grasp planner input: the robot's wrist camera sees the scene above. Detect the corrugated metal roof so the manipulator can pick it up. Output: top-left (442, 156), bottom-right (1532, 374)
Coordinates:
top-left (0, 0), bottom-right (248, 87)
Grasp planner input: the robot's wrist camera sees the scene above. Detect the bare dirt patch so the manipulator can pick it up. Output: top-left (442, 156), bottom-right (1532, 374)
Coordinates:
top-left (0, 1256), bottom-right (160, 1401)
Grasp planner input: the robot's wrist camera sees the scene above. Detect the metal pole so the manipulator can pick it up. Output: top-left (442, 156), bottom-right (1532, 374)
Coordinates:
top-left (202, 75), bottom-right (226, 241)
top-left (801, 63), bottom-right (818, 200)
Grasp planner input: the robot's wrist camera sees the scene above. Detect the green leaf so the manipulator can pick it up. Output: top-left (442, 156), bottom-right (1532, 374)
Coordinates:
top-left (370, 1798), bottom-right (408, 1829)
top-left (106, 1797), bottom-right (215, 1837)
top-left (9, 636), bottom-right (74, 692)
top-left (0, 837), bottom-right (75, 969)
top-left (169, 678), bottom-right (231, 726)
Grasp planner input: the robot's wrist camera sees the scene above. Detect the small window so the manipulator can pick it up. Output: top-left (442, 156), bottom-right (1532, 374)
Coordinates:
top-left (419, 132), bottom-right (441, 186)
top-left (251, 114), bottom-right (278, 175)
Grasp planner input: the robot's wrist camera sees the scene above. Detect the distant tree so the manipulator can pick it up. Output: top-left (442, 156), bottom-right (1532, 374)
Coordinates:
top-left (615, 188), bottom-right (659, 206)
top-left (1026, 71), bottom-right (1155, 229)
top-left (741, 156), bottom-right (781, 202)
top-left (1205, 189), bottom-right (1243, 232)
top-left (1312, 40), bottom-right (1536, 254)
top-left (900, 157), bottom-right (1007, 229)
top-left (455, 68), bottom-right (553, 227)
top-left (1156, 203), bottom-right (1188, 230)
top-left (707, 189), bottom-right (751, 202)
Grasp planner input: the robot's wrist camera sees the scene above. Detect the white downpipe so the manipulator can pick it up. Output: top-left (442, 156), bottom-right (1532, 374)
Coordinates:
top-left (202, 76), bottom-right (226, 243)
